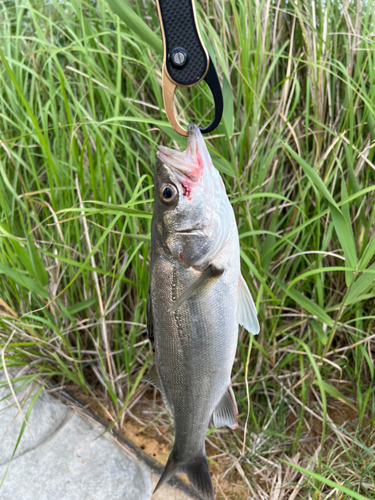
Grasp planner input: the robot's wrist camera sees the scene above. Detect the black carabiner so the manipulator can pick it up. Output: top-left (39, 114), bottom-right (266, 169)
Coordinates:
top-left (156, 0), bottom-right (223, 136)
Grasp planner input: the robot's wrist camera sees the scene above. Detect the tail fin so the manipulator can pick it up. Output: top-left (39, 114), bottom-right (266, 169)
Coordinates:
top-left (184, 456), bottom-right (214, 500)
top-left (153, 451), bottom-right (180, 494)
top-left (154, 451), bottom-right (214, 500)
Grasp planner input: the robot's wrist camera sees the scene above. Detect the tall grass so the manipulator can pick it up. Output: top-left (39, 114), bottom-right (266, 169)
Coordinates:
top-left (0, 0), bottom-right (374, 498)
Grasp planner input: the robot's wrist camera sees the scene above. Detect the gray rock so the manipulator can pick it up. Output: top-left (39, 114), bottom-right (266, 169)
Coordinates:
top-left (0, 371), bottom-right (70, 465)
top-left (0, 370), bottom-right (195, 500)
top-left (0, 370), bottom-right (151, 500)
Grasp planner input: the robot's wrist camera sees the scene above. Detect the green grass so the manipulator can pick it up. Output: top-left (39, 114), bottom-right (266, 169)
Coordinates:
top-left (0, 0), bottom-right (374, 498)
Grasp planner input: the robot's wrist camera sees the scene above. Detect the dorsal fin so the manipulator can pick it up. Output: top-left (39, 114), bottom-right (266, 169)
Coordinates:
top-left (236, 275), bottom-right (260, 335)
top-left (142, 365), bottom-right (161, 390)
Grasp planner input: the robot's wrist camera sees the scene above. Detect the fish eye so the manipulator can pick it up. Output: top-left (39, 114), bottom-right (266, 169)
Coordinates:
top-left (159, 183), bottom-right (178, 206)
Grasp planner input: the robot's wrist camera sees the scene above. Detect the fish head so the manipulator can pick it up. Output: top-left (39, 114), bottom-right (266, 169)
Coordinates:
top-left (153, 124), bottom-right (233, 268)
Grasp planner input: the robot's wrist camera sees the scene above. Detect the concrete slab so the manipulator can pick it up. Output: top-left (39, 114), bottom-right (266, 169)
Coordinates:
top-left (0, 372), bottom-right (70, 465)
top-left (0, 370), bottom-right (195, 500)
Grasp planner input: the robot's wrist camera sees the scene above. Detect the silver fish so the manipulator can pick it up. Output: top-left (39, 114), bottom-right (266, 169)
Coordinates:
top-left (146, 124), bottom-right (259, 500)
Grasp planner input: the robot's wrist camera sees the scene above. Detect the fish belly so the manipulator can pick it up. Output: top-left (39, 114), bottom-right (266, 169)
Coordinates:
top-left (151, 253), bottom-right (238, 459)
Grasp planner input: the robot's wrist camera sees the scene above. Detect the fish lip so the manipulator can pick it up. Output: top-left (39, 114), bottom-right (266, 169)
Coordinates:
top-left (157, 124), bottom-right (198, 158)
top-left (156, 149), bottom-right (195, 182)
top-left (187, 123), bottom-right (199, 149)
top-left (157, 145), bottom-right (184, 158)
top-left (156, 124), bottom-right (204, 182)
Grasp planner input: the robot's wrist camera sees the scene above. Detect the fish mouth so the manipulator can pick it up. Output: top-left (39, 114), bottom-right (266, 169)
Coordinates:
top-left (175, 228), bottom-right (206, 236)
top-left (156, 124), bottom-right (208, 182)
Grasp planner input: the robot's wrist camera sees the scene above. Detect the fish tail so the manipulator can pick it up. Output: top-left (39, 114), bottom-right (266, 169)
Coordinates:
top-left (184, 455), bottom-right (214, 500)
top-left (153, 450), bottom-right (181, 494)
top-left (154, 450), bottom-right (214, 500)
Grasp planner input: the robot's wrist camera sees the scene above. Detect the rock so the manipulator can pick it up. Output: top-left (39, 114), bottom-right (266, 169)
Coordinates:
top-left (0, 369), bottom-right (196, 500)
top-left (0, 370), bottom-right (151, 500)
top-left (0, 371), bottom-right (70, 465)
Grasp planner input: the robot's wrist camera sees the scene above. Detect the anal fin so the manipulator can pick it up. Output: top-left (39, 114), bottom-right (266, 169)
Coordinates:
top-left (213, 386), bottom-right (239, 430)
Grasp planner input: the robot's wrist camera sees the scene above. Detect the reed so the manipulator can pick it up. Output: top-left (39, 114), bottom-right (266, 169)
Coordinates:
top-left (0, 0), bottom-right (374, 497)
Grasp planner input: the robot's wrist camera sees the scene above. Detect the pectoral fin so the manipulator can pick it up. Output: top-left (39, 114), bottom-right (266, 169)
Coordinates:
top-left (236, 275), bottom-right (260, 335)
top-left (170, 264), bottom-right (224, 312)
top-left (213, 386), bottom-right (239, 429)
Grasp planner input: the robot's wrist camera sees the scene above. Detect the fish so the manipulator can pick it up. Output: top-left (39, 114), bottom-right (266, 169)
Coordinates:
top-left (146, 124), bottom-right (259, 500)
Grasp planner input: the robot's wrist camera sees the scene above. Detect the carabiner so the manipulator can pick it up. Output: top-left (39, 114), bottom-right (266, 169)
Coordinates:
top-left (156, 0), bottom-right (223, 137)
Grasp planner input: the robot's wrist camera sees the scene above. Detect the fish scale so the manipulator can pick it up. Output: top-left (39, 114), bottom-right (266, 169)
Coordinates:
top-left (146, 124), bottom-right (259, 500)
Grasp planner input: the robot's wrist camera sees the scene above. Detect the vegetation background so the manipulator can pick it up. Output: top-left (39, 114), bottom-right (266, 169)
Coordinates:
top-left (0, 0), bottom-right (374, 498)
